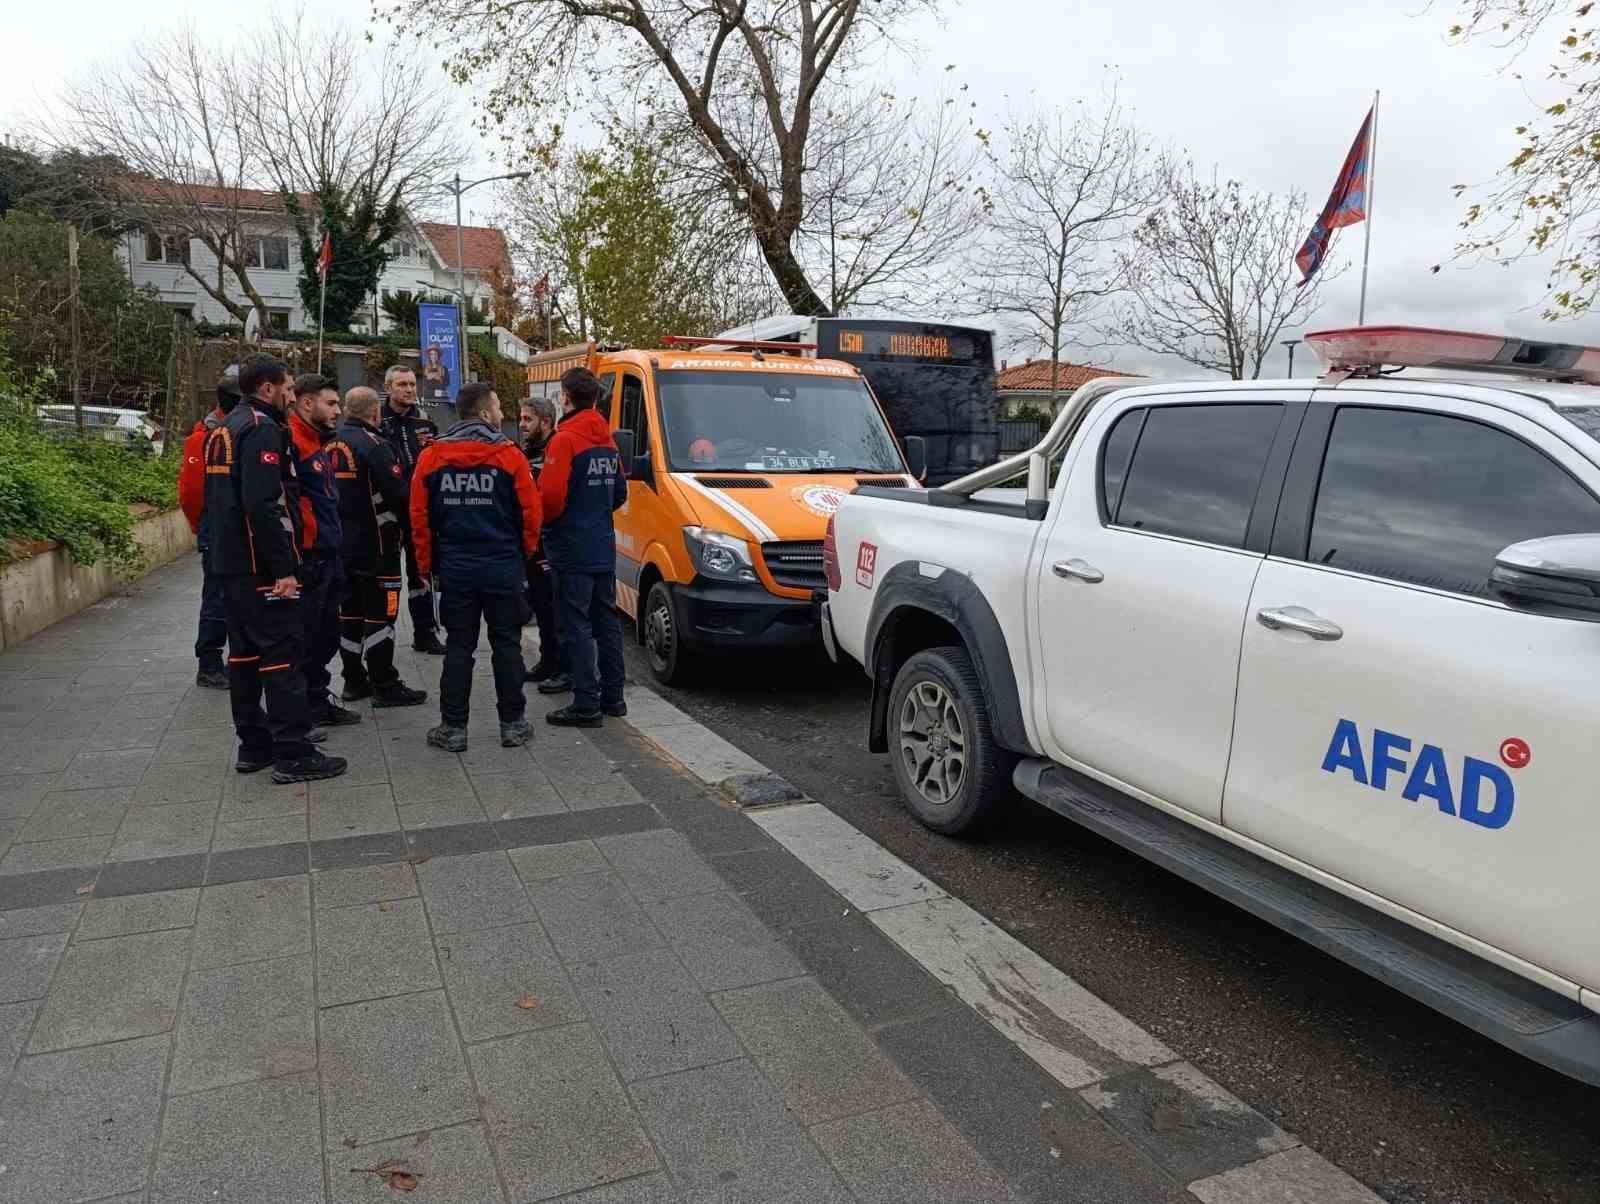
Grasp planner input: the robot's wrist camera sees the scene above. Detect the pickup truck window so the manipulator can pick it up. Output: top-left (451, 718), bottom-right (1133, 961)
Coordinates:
top-left (1099, 408), bottom-right (1144, 522)
top-left (1114, 404), bottom-right (1284, 549)
top-left (1309, 406), bottom-right (1600, 597)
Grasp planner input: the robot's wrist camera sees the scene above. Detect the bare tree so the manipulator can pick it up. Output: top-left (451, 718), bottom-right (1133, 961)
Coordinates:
top-left (377, 0), bottom-right (940, 316)
top-left (243, 10), bottom-right (464, 214)
top-left (971, 95), bottom-right (1161, 405)
top-left (44, 25), bottom-right (275, 329)
top-left (792, 80), bottom-right (986, 314)
top-left (1116, 162), bottom-right (1336, 380)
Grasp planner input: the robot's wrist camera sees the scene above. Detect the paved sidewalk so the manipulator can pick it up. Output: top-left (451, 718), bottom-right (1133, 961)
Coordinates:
top-left (0, 554), bottom-right (1344, 1203)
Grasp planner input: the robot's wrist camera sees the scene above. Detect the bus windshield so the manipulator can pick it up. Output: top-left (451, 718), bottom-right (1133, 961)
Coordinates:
top-left (655, 370), bottom-right (903, 473)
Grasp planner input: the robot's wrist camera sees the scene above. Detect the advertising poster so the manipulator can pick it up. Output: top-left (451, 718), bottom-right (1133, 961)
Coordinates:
top-left (417, 303), bottom-right (460, 405)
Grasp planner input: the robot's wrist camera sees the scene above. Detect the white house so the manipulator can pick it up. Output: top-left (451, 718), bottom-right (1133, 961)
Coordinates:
top-left (117, 185), bottom-right (514, 338)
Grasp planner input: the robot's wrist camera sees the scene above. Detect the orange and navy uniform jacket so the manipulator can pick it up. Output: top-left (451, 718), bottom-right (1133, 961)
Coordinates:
top-left (287, 411), bottom-right (342, 560)
top-left (538, 407), bottom-right (628, 574)
top-left (178, 408), bottom-right (226, 534)
top-left (327, 416), bottom-right (409, 573)
top-left (409, 419), bottom-right (540, 592)
top-left (202, 397), bottom-right (302, 580)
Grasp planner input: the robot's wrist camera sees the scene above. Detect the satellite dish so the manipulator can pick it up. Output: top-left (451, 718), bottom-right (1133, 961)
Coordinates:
top-left (243, 307), bottom-right (261, 344)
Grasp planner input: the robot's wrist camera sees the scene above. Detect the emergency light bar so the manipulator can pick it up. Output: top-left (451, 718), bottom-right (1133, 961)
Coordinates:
top-left (1306, 325), bottom-right (1600, 384)
top-left (662, 335), bottom-right (817, 353)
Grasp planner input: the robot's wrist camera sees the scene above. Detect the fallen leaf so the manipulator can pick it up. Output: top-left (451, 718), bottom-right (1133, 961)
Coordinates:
top-left (414, 1130), bottom-right (432, 1147)
top-left (391, 1172), bottom-right (419, 1193)
top-left (341, 1135), bottom-right (358, 1150)
top-left (406, 855), bottom-right (431, 866)
top-left (377, 901), bottom-right (393, 912)
top-left (515, 998), bottom-right (539, 1011)
top-left (499, 810), bottom-right (511, 820)
top-left (76, 883), bottom-right (95, 896)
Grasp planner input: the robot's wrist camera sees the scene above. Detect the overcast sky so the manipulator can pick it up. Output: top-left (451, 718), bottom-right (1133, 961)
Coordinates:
top-left (6, 0), bottom-right (1596, 377)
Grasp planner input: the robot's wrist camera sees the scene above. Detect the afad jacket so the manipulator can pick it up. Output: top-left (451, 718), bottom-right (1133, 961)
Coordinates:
top-left (326, 416), bottom-right (409, 573)
top-left (410, 418), bottom-right (541, 593)
top-left (539, 408), bottom-right (628, 574)
top-left (178, 407), bottom-right (226, 534)
top-left (287, 411), bottom-right (342, 560)
top-left (202, 397), bottom-right (302, 580)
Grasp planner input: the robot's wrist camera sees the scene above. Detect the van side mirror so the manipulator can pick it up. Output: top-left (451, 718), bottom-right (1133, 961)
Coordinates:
top-left (1490, 534), bottom-right (1600, 621)
top-left (902, 435), bottom-right (927, 482)
top-left (613, 429), bottom-right (635, 477)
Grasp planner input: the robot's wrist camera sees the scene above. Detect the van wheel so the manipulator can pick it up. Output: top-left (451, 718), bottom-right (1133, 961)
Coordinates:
top-left (643, 581), bottom-right (692, 686)
top-left (888, 646), bottom-right (1010, 835)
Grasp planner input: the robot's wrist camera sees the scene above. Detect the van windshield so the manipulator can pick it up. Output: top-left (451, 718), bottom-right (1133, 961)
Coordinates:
top-left (1561, 406), bottom-right (1600, 446)
top-left (654, 370), bottom-right (903, 473)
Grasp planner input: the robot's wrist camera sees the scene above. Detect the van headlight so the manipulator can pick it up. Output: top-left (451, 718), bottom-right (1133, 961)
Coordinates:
top-left (683, 526), bottom-right (757, 583)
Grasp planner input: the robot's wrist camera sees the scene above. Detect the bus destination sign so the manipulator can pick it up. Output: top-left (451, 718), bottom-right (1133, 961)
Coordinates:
top-left (837, 329), bottom-right (970, 361)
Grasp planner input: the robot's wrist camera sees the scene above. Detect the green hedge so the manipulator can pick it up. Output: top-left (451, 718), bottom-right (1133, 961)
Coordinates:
top-left (0, 393), bottom-right (179, 569)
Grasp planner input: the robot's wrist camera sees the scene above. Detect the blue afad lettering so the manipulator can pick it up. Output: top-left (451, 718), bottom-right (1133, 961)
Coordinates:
top-left (1320, 719), bottom-right (1514, 830)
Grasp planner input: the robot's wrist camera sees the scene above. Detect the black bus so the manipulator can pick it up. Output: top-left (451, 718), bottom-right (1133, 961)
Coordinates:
top-left (717, 316), bottom-right (1000, 486)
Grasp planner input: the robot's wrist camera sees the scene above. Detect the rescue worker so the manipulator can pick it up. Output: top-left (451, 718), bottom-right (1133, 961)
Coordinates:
top-left (518, 396), bottom-right (568, 687)
top-left (287, 375), bottom-right (360, 728)
top-left (177, 363), bottom-right (240, 689)
top-left (202, 354), bottom-right (347, 784)
top-left (539, 366), bottom-right (629, 727)
top-left (327, 388), bottom-right (429, 709)
top-left (378, 363), bottom-right (446, 655)
top-left (410, 381), bottom-right (541, 752)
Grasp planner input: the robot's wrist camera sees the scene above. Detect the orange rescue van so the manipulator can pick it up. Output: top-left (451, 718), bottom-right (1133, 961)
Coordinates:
top-left (526, 338), bottom-right (925, 684)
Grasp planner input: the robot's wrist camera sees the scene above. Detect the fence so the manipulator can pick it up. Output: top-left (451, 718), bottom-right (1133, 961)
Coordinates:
top-left (998, 419), bottom-right (1042, 456)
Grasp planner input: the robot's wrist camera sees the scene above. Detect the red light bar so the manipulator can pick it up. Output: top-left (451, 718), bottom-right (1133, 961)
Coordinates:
top-left (1305, 325), bottom-right (1600, 384)
top-left (661, 335), bottom-right (818, 353)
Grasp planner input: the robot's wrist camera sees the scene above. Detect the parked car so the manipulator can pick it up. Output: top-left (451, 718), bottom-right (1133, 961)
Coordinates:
top-left (820, 324), bottom-right (1600, 1086)
top-left (37, 405), bottom-right (162, 454)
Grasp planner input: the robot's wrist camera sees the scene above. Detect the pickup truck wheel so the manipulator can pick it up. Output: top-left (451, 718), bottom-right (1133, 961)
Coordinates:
top-left (643, 580), bottom-right (693, 686)
top-left (888, 646), bottom-right (1009, 835)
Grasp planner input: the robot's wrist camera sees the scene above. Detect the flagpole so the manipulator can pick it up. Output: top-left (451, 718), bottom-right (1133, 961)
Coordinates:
top-left (1358, 90), bottom-right (1379, 325)
top-left (317, 274), bottom-right (327, 366)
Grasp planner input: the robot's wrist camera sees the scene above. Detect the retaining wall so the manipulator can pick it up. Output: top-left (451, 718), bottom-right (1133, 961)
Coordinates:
top-left (0, 510), bottom-right (195, 652)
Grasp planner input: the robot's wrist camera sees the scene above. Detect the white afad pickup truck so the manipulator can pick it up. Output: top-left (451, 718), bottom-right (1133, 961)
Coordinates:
top-left (820, 325), bottom-right (1600, 1085)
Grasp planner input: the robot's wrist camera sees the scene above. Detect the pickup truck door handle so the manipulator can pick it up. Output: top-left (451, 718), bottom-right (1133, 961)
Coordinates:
top-left (1052, 558), bottom-right (1104, 583)
top-left (1256, 606), bottom-right (1343, 641)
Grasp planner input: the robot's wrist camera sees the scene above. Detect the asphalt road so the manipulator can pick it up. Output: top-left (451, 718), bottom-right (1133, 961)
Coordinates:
top-left (621, 642), bottom-right (1600, 1204)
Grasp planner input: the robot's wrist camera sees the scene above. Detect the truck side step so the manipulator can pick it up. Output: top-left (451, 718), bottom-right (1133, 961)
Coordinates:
top-left (1013, 758), bottom-right (1600, 1087)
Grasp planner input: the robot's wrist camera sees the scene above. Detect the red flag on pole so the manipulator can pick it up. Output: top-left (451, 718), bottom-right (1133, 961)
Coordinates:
top-left (317, 231), bottom-right (332, 281)
top-left (533, 273), bottom-right (549, 299)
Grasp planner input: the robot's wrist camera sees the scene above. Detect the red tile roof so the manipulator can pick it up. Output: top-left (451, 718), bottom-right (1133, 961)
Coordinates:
top-left (998, 359), bottom-right (1140, 392)
top-left (417, 222), bottom-right (512, 277)
top-left (120, 179), bottom-right (315, 213)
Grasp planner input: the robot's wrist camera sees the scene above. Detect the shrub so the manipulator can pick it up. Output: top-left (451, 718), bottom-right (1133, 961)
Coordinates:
top-left (0, 365), bottom-right (178, 569)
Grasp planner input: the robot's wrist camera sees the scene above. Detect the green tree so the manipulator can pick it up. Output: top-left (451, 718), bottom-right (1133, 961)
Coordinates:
top-left (506, 132), bottom-right (777, 349)
top-left (0, 209), bottom-right (174, 407)
top-left (1449, 3), bottom-right (1600, 315)
top-left (285, 185), bottom-right (404, 334)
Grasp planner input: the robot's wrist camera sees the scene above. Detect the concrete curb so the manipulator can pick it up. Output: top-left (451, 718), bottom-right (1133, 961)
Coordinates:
top-left (620, 685), bottom-right (808, 806)
top-left (618, 681), bottom-right (1383, 1204)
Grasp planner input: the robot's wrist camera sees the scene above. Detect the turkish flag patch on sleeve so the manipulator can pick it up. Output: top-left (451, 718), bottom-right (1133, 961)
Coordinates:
top-left (390, 464), bottom-right (402, 475)
top-left (260, 451), bottom-right (280, 465)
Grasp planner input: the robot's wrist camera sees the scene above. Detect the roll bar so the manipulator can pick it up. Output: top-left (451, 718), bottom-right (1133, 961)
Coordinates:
top-left (941, 377), bottom-right (1143, 506)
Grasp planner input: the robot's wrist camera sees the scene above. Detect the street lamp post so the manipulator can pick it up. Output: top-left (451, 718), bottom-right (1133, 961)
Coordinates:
top-left (446, 171), bottom-right (531, 379)
top-left (1282, 338), bottom-right (1302, 379)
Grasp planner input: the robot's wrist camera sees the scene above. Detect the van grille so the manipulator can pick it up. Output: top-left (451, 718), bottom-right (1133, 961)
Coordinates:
top-left (698, 476), bottom-right (772, 489)
top-left (761, 541), bottom-right (827, 591)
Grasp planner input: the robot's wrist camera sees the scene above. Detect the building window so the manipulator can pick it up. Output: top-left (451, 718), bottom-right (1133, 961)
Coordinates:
top-left (144, 231), bottom-right (189, 265)
top-left (266, 309), bottom-right (291, 333)
top-left (388, 239), bottom-right (418, 262)
top-left (246, 236), bottom-right (290, 271)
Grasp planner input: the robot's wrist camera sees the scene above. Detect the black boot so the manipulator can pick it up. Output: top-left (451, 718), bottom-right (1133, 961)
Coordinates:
top-left (196, 666), bottom-right (229, 690)
top-left (537, 673), bottom-right (574, 696)
top-left (546, 704), bottom-right (602, 728)
top-left (412, 631), bottom-right (447, 655)
top-left (312, 696), bottom-right (364, 726)
top-left (341, 679), bottom-right (373, 702)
